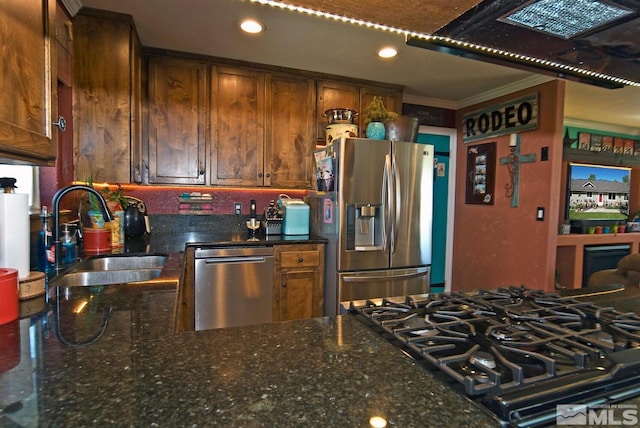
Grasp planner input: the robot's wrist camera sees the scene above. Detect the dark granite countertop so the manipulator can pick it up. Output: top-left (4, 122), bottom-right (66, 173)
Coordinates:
top-left (4, 230), bottom-right (640, 427)
top-left (2, 291), bottom-right (499, 427)
top-left (0, 232), bottom-right (500, 427)
top-left (143, 231), bottom-right (327, 255)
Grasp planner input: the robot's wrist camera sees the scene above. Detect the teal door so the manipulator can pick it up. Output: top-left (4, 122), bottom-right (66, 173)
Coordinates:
top-left (417, 132), bottom-right (451, 288)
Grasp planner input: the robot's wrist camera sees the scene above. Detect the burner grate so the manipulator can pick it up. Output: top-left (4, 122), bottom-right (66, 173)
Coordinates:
top-left (351, 287), bottom-right (640, 425)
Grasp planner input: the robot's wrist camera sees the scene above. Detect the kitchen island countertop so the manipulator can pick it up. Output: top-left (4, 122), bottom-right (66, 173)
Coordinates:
top-left (4, 232), bottom-right (640, 427)
top-left (0, 232), bottom-right (498, 427)
top-left (3, 290), bottom-right (499, 427)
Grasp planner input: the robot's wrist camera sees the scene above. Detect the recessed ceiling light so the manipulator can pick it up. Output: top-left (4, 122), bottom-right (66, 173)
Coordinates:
top-left (240, 19), bottom-right (265, 34)
top-left (378, 47), bottom-right (397, 58)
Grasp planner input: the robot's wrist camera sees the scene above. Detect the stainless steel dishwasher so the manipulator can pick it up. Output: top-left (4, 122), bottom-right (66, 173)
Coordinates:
top-left (194, 246), bottom-right (274, 331)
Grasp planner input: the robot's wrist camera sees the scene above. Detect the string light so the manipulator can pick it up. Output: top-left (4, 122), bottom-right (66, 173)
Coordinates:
top-left (249, 0), bottom-right (640, 87)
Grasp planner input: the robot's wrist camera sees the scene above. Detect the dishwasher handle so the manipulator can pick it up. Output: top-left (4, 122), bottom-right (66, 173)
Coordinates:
top-left (194, 246), bottom-right (274, 259)
top-left (202, 256), bottom-right (270, 264)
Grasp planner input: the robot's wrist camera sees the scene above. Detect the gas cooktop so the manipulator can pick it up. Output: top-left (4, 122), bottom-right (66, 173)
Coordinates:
top-left (349, 286), bottom-right (640, 427)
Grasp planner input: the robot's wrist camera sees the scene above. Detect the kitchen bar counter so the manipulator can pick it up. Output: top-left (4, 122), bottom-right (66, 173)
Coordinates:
top-left (2, 289), bottom-right (498, 427)
top-left (1, 232), bottom-right (498, 427)
top-left (5, 231), bottom-right (640, 427)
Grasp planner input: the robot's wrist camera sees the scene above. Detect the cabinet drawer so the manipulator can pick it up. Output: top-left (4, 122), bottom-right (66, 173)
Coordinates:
top-left (279, 250), bottom-right (320, 268)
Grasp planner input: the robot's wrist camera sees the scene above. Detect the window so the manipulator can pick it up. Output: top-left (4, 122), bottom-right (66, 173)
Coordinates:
top-left (0, 165), bottom-right (39, 209)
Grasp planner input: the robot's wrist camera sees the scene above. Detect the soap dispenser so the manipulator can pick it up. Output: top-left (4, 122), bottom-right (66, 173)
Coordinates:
top-left (37, 206), bottom-right (54, 273)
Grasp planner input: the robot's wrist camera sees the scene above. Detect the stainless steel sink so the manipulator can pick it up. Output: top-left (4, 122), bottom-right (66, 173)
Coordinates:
top-left (50, 268), bottom-right (164, 287)
top-left (50, 253), bottom-right (169, 287)
top-left (73, 254), bottom-right (168, 271)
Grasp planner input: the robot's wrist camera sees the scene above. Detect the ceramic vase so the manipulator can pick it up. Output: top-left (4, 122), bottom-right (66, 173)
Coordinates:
top-left (366, 122), bottom-right (385, 139)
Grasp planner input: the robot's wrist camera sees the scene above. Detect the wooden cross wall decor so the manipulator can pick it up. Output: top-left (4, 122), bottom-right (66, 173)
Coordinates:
top-left (499, 134), bottom-right (536, 207)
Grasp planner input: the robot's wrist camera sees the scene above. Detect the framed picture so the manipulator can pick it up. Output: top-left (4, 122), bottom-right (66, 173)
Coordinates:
top-left (466, 142), bottom-right (496, 205)
top-left (578, 132), bottom-right (591, 150)
top-left (589, 134), bottom-right (603, 151)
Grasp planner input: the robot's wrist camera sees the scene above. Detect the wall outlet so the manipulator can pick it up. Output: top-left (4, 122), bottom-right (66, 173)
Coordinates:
top-left (234, 202), bottom-right (242, 215)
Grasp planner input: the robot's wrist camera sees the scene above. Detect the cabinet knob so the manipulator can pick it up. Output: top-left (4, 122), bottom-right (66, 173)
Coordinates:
top-left (53, 116), bottom-right (66, 132)
top-left (258, 172), bottom-right (263, 178)
top-left (266, 173), bottom-right (271, 178)
top-left (282, 282), bottom-right (287, 288)
top-left (298, 257), bottom-right (304, 263)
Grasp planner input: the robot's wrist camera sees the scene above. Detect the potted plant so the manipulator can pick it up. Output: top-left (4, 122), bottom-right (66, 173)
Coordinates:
top-left (364, 96), bottom-right (397, 139)
top-left (102, 185), bottom-right (128, 248)
top-left (83, 175), bottom-right (105, 229)
top-left (102, 184), bottom-right (129, 213)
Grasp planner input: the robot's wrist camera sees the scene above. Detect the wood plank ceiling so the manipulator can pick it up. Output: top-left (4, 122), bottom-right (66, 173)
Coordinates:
top-left (269, 0), bottom-right (483, 33)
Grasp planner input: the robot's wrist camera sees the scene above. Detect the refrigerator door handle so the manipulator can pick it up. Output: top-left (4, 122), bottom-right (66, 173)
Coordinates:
top-left (342, 270), bottom-right (428, 282)
top-left (390, 151), bottom-right (401, 254)
top-left (382, 153), bottom-right (392, 251)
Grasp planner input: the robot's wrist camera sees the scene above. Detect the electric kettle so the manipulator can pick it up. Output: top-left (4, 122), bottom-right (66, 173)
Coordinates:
top-left (123, 196), bottom-right (150, 239)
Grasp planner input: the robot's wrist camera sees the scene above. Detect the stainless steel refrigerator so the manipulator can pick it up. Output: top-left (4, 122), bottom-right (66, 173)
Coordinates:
top-left (308, 137), bottom-right (434, 316)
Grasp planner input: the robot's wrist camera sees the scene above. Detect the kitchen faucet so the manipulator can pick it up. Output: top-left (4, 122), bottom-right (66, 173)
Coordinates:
top-left (51, 184), bottom-right (114, 271)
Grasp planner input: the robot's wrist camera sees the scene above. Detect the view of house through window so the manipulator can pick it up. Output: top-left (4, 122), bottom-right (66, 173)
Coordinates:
top-left (568, 163), bottom-right (630, 221)
top-left (0, 165), bottom-right (39, 209)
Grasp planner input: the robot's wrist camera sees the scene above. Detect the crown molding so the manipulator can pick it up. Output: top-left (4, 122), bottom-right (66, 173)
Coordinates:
top-left (403, 75), bottom-right (553, 110)
top-left (458, 75), bottom-right (553, 109)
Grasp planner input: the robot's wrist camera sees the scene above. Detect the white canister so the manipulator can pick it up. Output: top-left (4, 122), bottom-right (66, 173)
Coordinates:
top-left (325, 123), bottom-right (358, 144)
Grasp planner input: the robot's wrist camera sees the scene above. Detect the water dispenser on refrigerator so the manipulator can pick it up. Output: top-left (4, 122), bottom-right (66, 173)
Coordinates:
top-left (346, 203), bottom-right (383, 251)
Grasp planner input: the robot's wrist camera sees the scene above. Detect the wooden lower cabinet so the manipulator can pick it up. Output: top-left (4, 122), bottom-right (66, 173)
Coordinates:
top-left (273, 243), bottom-right (325, 321)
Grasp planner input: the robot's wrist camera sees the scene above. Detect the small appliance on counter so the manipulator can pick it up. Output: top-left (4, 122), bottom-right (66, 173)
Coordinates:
top-left (278, 195), bottom-right (310, 235)
top-left (262, 199), bottom-right (283, 235)
top-left (123, 196), bottom-right (150, 239)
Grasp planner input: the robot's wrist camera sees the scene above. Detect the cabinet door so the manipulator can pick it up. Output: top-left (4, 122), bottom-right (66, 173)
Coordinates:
top-left (211, 66), bottom-right (265, 186)
top-left (267, 74), bottom-right (315, 188)
top-left (55, 3), bottom-right (73, 187)
top-left (148, 56), bottom-right (207, 185)
top-left (273, 244), bottom-right (324, 321)
top-left (0, 0), bottom-right (56, 165)
top-left (130, 31), bottom-right (143, 183)
top-left (316, 80), bottom-right (359, 142)
top-left (73, 12), bottom-right (135, 183)
top-left (277, 271), bottom-right (321, 321)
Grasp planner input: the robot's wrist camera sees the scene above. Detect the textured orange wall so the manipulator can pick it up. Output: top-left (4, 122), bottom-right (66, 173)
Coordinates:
top-left (451, 80), bottom-right (565, 292)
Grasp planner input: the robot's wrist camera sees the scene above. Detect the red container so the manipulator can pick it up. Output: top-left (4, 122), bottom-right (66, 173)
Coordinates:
top-left (0, 268), bottom-right (19, 325)
top-left (83, 228), bottom-right (112, 255)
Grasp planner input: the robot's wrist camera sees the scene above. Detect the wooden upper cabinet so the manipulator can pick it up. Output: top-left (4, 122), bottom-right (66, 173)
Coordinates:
top-left (148, 56), bottom-right (207, 185)
top-left (316, 80), bottom-right (359, 141)
top-left (0, 0), bottom-right (57, 165)
top-left (55, 3), bottom-right (73, 87)
top-left (73, 10), bottom-right (140, 183)
top-left (267, 74), bottom-right (315, 188)
top-left (316, 79), bottom-right (403, 142)
top-left (210, 66), bottom-right (266, 186)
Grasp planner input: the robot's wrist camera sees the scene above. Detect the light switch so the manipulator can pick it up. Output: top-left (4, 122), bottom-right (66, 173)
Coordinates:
top-left (536, 207), bottom-right (544, 221)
